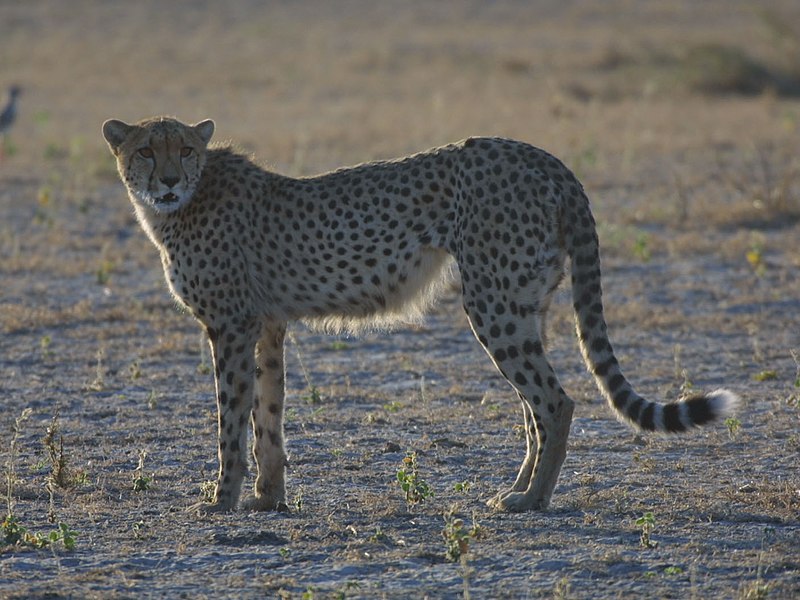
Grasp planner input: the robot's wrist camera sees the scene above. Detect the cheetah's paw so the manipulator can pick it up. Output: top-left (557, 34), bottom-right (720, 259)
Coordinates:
top-left (187, 500), bottom-right (235, 516)
top-left (240, 495), bottom-right (290, 513)
top-left (487, 490), bottom-right (548, 513)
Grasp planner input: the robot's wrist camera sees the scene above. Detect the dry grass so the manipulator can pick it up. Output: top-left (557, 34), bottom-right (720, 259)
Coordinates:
top-left (1, 1), bottom-right (799, 598)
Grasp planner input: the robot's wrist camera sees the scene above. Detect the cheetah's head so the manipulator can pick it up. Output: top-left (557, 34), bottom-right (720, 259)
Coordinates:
top-left (102, 116), bottom-right (215, 214)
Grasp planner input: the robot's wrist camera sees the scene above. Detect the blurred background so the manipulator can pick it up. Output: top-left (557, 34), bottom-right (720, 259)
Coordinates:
top-left (2, 0), bottom-right (799, 174)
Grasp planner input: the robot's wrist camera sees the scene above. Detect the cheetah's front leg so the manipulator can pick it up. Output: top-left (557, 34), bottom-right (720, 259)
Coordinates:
top-left (192, 322), bottom-right (258, 514)
top-left (242, 320), bottom-right (290, 512)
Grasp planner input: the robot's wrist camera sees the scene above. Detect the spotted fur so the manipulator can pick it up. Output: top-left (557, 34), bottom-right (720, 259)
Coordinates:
top-left (102, 116), bottom-right (738, 513)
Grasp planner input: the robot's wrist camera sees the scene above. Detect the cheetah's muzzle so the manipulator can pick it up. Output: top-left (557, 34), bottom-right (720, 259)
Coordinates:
top-left (157, 192), bottom-right (178, 204)
top-left (102, 115), bottom-right (739, 515)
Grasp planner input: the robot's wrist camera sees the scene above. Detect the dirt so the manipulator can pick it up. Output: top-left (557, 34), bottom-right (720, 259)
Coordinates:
top-left (1, 1), bottom-right (799, 598)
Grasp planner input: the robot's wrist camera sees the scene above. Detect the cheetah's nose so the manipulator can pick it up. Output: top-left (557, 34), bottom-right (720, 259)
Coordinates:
top-left (160, 175), bottom-right (180, 188)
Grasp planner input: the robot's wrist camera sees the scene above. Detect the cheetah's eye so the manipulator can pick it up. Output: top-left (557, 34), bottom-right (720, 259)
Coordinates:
top-left (180, 147), bottom-right (193, 158)
top-left (137, 147), bottom-right (154, 159)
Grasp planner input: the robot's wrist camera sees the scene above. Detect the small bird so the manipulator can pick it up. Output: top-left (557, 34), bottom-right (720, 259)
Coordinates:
top-left (0, 85), bottom-right (22, 159)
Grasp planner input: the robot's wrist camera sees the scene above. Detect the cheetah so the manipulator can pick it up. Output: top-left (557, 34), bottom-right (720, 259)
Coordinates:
top-left (102, 116), bottom-right (738, 514)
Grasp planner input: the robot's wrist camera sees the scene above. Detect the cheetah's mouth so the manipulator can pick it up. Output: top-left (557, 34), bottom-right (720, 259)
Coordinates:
top-left (156, 192), bottom-right (179, 205)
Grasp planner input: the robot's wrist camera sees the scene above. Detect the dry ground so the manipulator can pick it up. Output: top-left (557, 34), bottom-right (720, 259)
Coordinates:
top-left (1, 1), bottom-right (799, 598)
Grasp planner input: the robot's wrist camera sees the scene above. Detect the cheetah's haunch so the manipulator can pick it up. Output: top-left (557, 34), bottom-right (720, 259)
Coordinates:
top-left (102, 116), bottom-right (738, 514)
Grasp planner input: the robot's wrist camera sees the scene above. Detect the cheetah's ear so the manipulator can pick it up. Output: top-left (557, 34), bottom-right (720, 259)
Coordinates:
top-left (193, 119), bottom-right (215, 145)
top-left (102, 119), bottom-right (134, 156)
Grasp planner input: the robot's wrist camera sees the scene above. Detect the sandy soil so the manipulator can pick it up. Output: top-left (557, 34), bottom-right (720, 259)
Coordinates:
top-left (1, 1), bottom-right (799, 598)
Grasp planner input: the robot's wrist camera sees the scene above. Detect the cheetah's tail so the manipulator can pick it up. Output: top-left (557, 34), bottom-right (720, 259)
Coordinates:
top-left (567, 216), bottom-right (739, 433)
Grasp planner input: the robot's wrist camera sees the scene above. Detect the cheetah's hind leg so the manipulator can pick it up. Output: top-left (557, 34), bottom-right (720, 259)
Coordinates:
top-left (463, 300), bottom-right (574, 511)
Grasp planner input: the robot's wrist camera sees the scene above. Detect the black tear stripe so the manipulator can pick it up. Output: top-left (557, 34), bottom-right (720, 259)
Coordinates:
top-left (147, 163), bottom-right (157, 193)
top-left (125, 154), bottom-right (137, 176)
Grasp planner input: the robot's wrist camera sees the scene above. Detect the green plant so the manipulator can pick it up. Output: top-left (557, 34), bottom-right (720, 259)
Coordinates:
top-left (633, 232), bottom-right (651, 262)
top-left (333, 581), bottom-right (360, 600)
top-left (1, 514), bottom-right (77, 551)
top-left (33, 187), bottom-right (53, 227)
top-left (39, 335), bottom-right (52, 360)
top-left (453, 480), bottom-right (471, 493)
top-left (369, 527), bottom-right (388, 543)
top-left (635, 511), bottom-right (658, 548)
top-left (132, 519), bottom-right (148, 540)
top-left (396, 451), bottom-right (433, 506)
top-left (725, 417), bottom-right (742, 439)
top-left (753, 370), bottom-right (777, 382)
top-left (302, 385), bottom-right (322, 405)
top-left (746, 243), bottom-right (766, 277)
top-left (132, 450), bottom-right (153, 492)
top-left (383, 400), bottom-right (402, 413)
top-left (442, 512), bottom-right (481, 563)
top-left (96, 259), bottom-right (114, 285)
top-left (673, 345), bottom-right (695, 395)
top-left (553, 577), bottom-right (572, 600)
top-left (128, 359), bottom-right (142, 380)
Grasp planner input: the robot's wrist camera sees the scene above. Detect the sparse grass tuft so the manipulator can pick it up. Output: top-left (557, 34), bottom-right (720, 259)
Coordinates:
top-left (43, 409), bottom-right (87, 489)
top-left (3, 409), bottom-right (78, 551)
top-left (5, 408), bottom-right (32, 518)
top-left (289, 330), bottom-right (324, 405)
top-left (86, 347), bottom-right (107, 391)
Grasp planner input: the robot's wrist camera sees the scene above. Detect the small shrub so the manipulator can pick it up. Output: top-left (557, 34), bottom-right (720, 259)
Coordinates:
top-left (753, 370), bottom-right (778, 382)
top-left (302, 385), bottom-right (322, 405)
top-left (132, 450), bottom-right (153, 492)
top-left (453, 480), bottom-right (471, 493)
top-left (725, 417), bottom-right (742, 439)
top-left (396, 452), bottom-right (433, 506)
top-left (679, 44), bottom-right (771, 96)
top-left (2, 514), bottom-right (77, 551)
top-left (442, 512), bottom-right (481, 563)
top-left (635, 512), bottom-right (658, 549)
